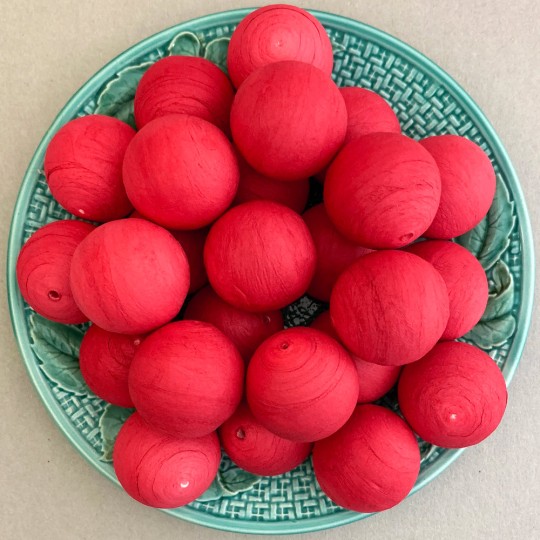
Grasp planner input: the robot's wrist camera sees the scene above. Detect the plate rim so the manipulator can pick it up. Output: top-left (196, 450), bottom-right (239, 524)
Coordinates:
top-left (6, 7), bottom-right (535, 535)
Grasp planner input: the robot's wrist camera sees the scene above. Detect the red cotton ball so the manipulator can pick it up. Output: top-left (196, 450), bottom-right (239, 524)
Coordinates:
top-left (324, 132), bottom-right (441, 248)
top-left (313, 88), bottom-right (401, 184)
top-left (130, 210), bottom-right (208, 294)
top-left (398, 342), bottom-right (508, 448)
top-left (233, 156), bottom-right (309, 213)
top-left (311, 312), bottom-right (401, 403)
top-left (113, 412), bottom-right (220, 508)
top-left (184, 286), bottom-right (283, 362)
top-left (70, 219), bottom-right (189, 334)
top-left (170, 228), bottom-right (208, 294)
top-left (421, 135), bottom-right (496, 239)
top-left (309, 310), bottom-right (340, 340)
top-left (303, 204), bottom-right (372, 301)
top-left (16, 220), bottom-right (95, 324)
top-left (313, 404), bottom-right (420, 513)
top-left (44, 115), bottom-right (134, 221)
top-left (355, 360), bottom-right (401, 405)
top-left (405, 240), bottom-right (488, 339)
top-left (231, 61), bottom-right (347, 181)
top-left (204, 201), bottom-right (316, 312)
top-left (128, 321), bottom-right (244, 438)
top-left (227, 4), bottom-right (333, 88)
top-left (123, 115), bottom-right (239, 230)
top-left (79, 325), bottom-right (144, 407)
top-left (247, 327), bottom-right (359, 442)
top-left (340, 87), bottom-right (401, 144)
top-left (331, 250), bottom-right (449, 366)
top-left (219, 402), bottom-right (312, 476)
top-left (134, 56), bottom-right (234, 133)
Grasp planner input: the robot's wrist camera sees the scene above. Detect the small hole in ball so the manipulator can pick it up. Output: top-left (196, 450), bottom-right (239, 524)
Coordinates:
top-left (236, 427), bottom-right (246, 440)
top-left (400, 232), bottom-right (414, 243)
top-left (280, 342), bottom-right (289, 350)
top-left (133, 339), bottom-right (141, 346)
top-left (179, 480), bottom-right (190, 489)
top-left (262, 315), bottom-right (272, 325)
top-left (48, 290), bottom-right (61, 302)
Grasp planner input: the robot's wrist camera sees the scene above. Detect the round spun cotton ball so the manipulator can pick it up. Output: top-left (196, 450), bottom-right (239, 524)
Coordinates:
top-left (130, 211), bottom-right (208, 295)
top-left (303, 204), bottom-right (372, 301)
top-left (113, 412), bottom-right (220, 508)
top-left (234, 157), bottom-right (309, 213)
top-left (354, 360), bottom-right (401, 404)
top-left (398, 342), bottom-right (507, 448)
top-left (227, 4), bottom-right (333, 88)
top-left (231, 61), bottom-right (347, 181)
top-left (134, 56), bottom-right (234, 133)
top-left (170, 228), bottom-right (208, 294)
top-left (340, 87), bottom-right (401, 143)
top-left (331, 250), bottom-right (449, 366)
top-left (16, 220), bottom-right (95, 324)
top-left (311, 312), bottom-right (401, 402)
top-left (79, 325), bottom-right (144, 407)
top-left (421, 135), bottom-right (496, 239)
top-left (247, 327), bottom-right (359, 442)
top-left (324, 132), bottom-right (441, 249)
top-left (311, 312), bottom-right (401, 403)
top-left (184, 286), bottom-right (283, 361)
top-left (128, 321), bottom-right (244, 438)
top-left (309, 311), bottom-right (338, 339)
top-left (405, 240), bottom-right (488, 339)
top-left (313, 88), bottom-right (401, 184)
top-left (204, 201), bottom-right (316, 312)
top-left (44, 115), bottom-right (134, 221)
top-left (219, 403), bottom-right (312, 476)
top-left (70, 219), bottom-right (189, 334)
top-left (123, 115), bottom-right (239, 230)
top-left (313, 404), bottom-right (420, 513)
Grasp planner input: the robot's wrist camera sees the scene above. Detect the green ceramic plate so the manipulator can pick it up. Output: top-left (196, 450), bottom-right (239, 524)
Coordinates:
top-left (7, 8), bottom-right (534, 535)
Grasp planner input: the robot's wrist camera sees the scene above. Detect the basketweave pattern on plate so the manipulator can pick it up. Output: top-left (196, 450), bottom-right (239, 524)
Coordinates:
top-left (17, 19), bottom-right (522, 523)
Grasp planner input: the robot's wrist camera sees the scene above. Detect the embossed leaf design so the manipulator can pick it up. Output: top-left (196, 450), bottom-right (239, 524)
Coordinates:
top-left (466, 317), bottom-right (516, 350)
top-left (29, 314), bottom-right (88, 395)
top-left (456, 176), bottom-right (515, 270)
top-left (456, 219), bottom-right (487, 259)
top-left (219, 465), bottom-right (261, 495)
top-left (418, 438), bottom-right (434, 461)
top-left (196, 477), bottom-right (224, 502)
top-left (99, 404), bottom-right (134, 462)
top-left (197, 455), bottom-right (262, 502)
top-left (168, 31), bottom-right (202, 57)
top-left (485, 261), bottom-right (515, 319)
top-left (465, 261), bottom-right (516, 349)
top-left (204, 37), bottom-right (230, 73)
top-left (30, 313), bottom-right (82, 356)
top-left (95, 62), bottom-right (153, 128)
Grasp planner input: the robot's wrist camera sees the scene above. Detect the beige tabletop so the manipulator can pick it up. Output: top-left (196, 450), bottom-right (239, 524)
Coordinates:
top-left (1, 1), bottom-right (539, 539)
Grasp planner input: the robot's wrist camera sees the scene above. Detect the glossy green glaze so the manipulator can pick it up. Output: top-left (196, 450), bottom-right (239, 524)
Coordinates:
top-left (7, 8), bottom-right (534, 535)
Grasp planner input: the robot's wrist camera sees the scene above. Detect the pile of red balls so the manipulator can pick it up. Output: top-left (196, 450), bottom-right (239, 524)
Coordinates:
top-left (17, 4), bottom-right (507, 514)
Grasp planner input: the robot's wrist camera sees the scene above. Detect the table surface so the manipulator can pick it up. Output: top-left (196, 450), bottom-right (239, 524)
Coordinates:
top-left (1, 1), bottom-right (539, 539)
